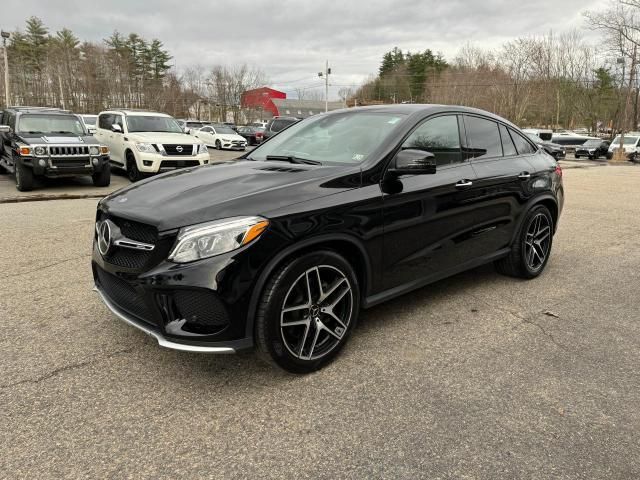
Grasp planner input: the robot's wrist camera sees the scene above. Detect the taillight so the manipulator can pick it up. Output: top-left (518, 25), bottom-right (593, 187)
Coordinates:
top-left (555, 165), bottom-right (562, 178)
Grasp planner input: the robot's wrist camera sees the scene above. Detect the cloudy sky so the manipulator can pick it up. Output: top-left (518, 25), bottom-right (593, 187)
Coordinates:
top-left (2, 0), bottom-right (607, 98)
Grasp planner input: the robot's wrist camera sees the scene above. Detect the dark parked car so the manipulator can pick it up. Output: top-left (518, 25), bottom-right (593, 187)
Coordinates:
top-left (93, 105), bottom-right (564, 373)
top-left (0, 106), bottom-right (110, 191)
top-left (263, 116), bottom-right (299, 140)
top-left (237, 126), bottom-right (264, 145)
top-left (575, 139), bottom-right (610, 159)
top-left (526, 133), bottom-right (566, 160)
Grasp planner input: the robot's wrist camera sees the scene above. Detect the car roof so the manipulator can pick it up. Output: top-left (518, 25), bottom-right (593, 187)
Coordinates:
top-left (6, 106), bottom-right (73, 115)
top-left (326, 104), bottom-right (520, 128)
top-left (100, 109), bottom-right (171, 117)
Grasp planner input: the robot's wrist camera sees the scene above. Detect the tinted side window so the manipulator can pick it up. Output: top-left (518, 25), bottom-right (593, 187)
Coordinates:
top-left (8, 113), bottom-right (16, 130)
top-left (510, 129), bottom-right (536, 154)
top-left (464, 116), bottom-right (502, 160)
top-left (114, 115), bottom-right (124, 130)
top-left (98, 114), bottom-right (113, 130)
top-left (499, 124), bottom-right (517, 156)
top-left (402, 115), bottom-right (462, 166)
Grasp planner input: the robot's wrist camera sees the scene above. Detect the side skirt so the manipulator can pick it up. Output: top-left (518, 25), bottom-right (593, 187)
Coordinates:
top-left (363, 248), bottom-right (511, 309)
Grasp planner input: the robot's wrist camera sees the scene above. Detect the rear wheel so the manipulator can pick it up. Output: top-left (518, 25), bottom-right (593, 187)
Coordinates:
top-left (255, 250), bottom-right (360, 373)
top-left (92, 162), bottom-right (111, 187)
top-left (126, 152), bottom-right (142, 182)
top-left (575, 154), bottom-right (580, 159)
top-left (495, 205), bottom-right (553, 279)
top-left (15, 161), bottom-right (34, 191)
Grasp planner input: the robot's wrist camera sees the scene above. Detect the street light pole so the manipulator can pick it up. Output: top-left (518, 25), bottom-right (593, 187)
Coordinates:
top-left (318, 60), bottom-right (331, 112)
top-left (1, 31), bottom-right (10, 107)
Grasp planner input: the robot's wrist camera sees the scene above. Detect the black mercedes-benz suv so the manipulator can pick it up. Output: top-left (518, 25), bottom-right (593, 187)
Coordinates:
top-left (93, 105), bottom-right (564, 373)
top-left (0, 107), bottom-right (110, 191)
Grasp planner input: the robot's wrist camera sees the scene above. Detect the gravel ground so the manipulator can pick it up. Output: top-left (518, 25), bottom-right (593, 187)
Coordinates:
top-left (0, 165), bottom-right (639, 479)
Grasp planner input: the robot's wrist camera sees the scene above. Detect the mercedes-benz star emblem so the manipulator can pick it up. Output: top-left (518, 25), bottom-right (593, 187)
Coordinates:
top-left (97, 221), bottom-right (112, 256)
top-left (176, 145), bottom-right (183, 153)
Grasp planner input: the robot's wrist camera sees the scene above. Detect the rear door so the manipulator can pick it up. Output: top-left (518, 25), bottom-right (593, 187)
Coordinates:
top-left (464, 116), bottom-right (537, 254)
top-left (382, 114), bottom-right (480, 290)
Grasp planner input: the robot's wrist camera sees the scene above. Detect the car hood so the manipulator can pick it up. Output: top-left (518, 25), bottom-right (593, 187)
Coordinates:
top-left (127, 131), bottom-right (201, 144)
top-left (540, 141), bottom-right (563, 149)
top-left (101, 160), bottom-right (360, 231)
top-left (19, 134), bottom-right (99, 145)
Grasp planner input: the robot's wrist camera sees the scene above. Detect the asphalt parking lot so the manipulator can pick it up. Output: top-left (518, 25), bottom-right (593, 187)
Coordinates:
top-left (1, 162), bottom-right (639, 478)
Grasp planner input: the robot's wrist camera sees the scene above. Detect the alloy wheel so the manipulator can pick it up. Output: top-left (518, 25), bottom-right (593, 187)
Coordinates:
top-left (524, 213), bottom-right (551, 271)
top-left (280, 265), bottom-right (353, 361)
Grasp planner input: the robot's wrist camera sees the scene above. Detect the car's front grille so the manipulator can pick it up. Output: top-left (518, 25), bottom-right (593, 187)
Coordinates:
top-left (50, 145), bottom-right (90, 156)
top-left (161, 160), bottom-right (200, 168)
top-left (51, 157), bottom-right (91, 168)
top-left (97, 213), bottom-right (159, 270)
top-left (163, 144), bottom-right (195, 156)
top-left (96, 267), bottom-right (154, 323)
top-left (231, 140), bottom-right (244, 145)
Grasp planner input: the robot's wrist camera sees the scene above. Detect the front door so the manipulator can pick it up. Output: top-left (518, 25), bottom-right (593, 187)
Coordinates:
top-left (382, 114), bottom-right (480, 291)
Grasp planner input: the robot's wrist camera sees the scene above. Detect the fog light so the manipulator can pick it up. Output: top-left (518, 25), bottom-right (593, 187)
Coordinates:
top-left (92, 158), bottom-right (99, 166)
top-left (143, 160), bottom-right (152, 166)
top-left (38, 159), bottom-right (46, 167)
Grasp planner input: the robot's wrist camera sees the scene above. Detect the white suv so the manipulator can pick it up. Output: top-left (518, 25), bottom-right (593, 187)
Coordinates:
top-left (95, 110), bottom-right (210, 181)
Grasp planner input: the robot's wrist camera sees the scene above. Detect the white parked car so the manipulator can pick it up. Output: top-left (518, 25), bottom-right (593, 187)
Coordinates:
top-left (192, 124), bottom-right (247, 150)
top-left (607, 133), bottom-right (640, 161)
top-left (94, 110), bottom-right (210, 181)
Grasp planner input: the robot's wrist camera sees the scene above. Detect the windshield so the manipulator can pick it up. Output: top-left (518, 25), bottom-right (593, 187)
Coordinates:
top-left (612, 135), bottom-right (638, 145)
top-left (583, 140), bottom-right (601, 147)
top-left (82, 115), bottom-right (97, 125)
top-left (186, 122), bottom-right (204, 128)
top-left (18, 114), bottom-right (86, 135)
top-left (249, 111), bottom-right (406, 165)
top-left (271, 119), bottom-right (297, 132)
top-left (214, 126), bottom-right (236, 135)
top-left (126, 115), bottom-right (182, 133)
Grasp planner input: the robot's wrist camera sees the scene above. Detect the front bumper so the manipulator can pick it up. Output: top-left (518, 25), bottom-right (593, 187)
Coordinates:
top-left (23, 154), bottom-right (109, 176)
top-left (221, 142), bottom-right (246, 150)
top-left (136, 152), bottom-right (210, 173)
top-left (94, 285), bottom-right (236, 353)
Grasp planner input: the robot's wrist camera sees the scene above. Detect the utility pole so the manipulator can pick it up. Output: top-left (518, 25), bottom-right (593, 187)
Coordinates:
top-left (1, 31), bottom-right (10, 107)
top-left (318, 60), bottom-right (331, 112)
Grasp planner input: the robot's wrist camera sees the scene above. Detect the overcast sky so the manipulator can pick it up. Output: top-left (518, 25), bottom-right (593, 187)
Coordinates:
top-left (2, 0), bottom-right (607, 98)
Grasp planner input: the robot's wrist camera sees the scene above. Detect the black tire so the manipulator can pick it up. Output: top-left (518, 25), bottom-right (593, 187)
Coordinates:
top-left (92, 162), bottom-right (111, 187)
top-left (215, 140), bottom-right (222, 150)
top-left (15, 161), bottom-right (34, 192)
top-left (255, 250), bottom-right (360, 373)
top-left (126, 152), bottom-right (142, 182)
top-left (606, 152), bottom-right (613, 160)
top-left (495, 205), bottom-right (554, 279)
top-left (575, 154), bottom-right (580, 159)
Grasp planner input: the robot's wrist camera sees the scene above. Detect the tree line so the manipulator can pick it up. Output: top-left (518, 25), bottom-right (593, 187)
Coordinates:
top-left (0, 17), bottom-right (267, 121)
top-left (354, 0), bottom-right (640, 132)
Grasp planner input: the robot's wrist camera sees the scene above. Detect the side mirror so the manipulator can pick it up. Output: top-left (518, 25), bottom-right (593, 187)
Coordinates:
top-left (111, 124), bottom-right (122, 133)
top-left (0, 125), bottom-right (10, 133)
top-left (185, 128), bottom-right (191, 135)
top-left (389, 149), bottom-right (437, 176)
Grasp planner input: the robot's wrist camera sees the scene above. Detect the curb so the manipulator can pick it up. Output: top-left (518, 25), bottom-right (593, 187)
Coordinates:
top-left (0, 193), bottom-right (106, 204)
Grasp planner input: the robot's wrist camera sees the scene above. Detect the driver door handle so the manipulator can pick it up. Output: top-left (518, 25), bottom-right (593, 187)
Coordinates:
top-left (518, 172), bottom-right (531, 180)
top-left (455, 180), bottom-right (473, 188)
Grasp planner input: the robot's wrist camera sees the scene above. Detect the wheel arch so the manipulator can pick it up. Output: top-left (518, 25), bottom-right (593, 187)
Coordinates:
top-left (510, 193), bottom-right (559, 244)
top-left (245, 233), bottom-right (373, 339)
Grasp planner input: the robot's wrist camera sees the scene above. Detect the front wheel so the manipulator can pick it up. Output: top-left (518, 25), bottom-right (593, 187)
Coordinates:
top-left (126, 152), bottom-right (142, 182)
top-left (495, 205), bottom-right (554, 279)
top-left (15, 161), bottom-right (34, 191)
top-left (215, 140), bottom-right (222, 150)
top-left (255, 251), bottom-right (360, 373)
top-left (92, 163), bottom-right (111, 187)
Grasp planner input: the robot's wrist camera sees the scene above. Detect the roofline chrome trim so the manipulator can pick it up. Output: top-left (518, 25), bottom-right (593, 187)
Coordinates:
top-left (93, 285), bottom-right (236, 354)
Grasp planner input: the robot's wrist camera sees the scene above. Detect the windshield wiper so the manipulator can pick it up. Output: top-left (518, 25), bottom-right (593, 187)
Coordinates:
top-left (52, 130), bottom-right (77, 134)
top-left (265, 155), bottom-right (321, 165)
top-left (24, 131), bottom-right (44, 134)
